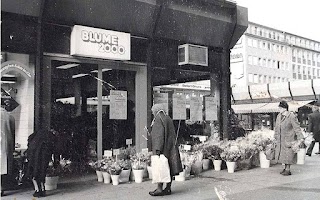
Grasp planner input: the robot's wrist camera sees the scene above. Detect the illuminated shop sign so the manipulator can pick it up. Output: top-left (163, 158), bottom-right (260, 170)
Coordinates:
top-left (71, 25), bottom-right (130, 60)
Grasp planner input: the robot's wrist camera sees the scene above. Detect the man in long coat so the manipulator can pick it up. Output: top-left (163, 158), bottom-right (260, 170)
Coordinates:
top-left (274, 101), bottom-right (303, 176)
top-left (306, 105), bottom-right (320, 156)
top-left (1, 104), bottom-right (15, 196)
top-left (149, 104), bottom-right (182, 196)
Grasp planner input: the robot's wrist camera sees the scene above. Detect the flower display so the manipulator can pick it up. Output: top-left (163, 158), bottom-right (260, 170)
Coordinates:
top-left (108, 161), bottom-right (122, 175)
top-left (46, 158), bottom-right (72, 177)
top-left (220, 144), bottom-right (243, 162)
top-left (100, 157), bottom-right (115, 172)
top-left (130, 152), bottom-right (149, 170)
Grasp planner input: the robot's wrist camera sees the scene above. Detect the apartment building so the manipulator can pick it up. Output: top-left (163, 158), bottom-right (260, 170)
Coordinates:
top-left (231, 22), bottom-right (320, 87)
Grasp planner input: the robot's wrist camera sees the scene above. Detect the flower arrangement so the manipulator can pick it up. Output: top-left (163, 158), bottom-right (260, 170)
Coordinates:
top-left (179, 151), bottom-right (197, 169)
top-left (88, 160), bottom-right (102, 171)
top-left (236, 137), bottom-right (259, 160)
top-left (100, 157), bottom-right (115, 172)
top-left (46, 158), bottom-right (72, 177)
top-left (118, 159), bottom-right (131, 170)
top-left (247, 131), bottom-right (275, 153)
top-left (220, 144), bottom-right (242, 162)
top-left (130, 152), bottom-right (148, 170)
top-left (108, 161), bottom-right (122, 175)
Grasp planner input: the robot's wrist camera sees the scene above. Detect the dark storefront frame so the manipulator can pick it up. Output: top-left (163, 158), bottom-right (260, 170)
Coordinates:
top-left (2, 0), bottom-right (248, 158)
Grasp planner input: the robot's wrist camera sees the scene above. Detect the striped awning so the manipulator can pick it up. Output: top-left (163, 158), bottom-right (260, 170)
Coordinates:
top-left (232, 100), bottom-right (315, 114)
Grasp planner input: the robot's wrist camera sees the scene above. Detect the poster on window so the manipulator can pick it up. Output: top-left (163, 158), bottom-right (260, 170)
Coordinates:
top-left (153, 93), bottom-right (169, 114)
top-left (110, 90), bottom-right (127, 119)
top-left (190, 96), bottom-right (202, 121)
top-left (172, 94), bottom-right (186, 120)
top-left (205, 96), bottom-right (217, 121)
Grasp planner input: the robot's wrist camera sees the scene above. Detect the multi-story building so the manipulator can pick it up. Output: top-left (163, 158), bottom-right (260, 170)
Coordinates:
top-left (231, 22), bottom-right (320, 87)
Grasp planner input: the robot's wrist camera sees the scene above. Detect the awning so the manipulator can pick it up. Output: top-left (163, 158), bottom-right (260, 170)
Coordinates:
top-left (232, 100), bottom-right (315, 114)
top-left (232, 103), bottom-right (267, 114)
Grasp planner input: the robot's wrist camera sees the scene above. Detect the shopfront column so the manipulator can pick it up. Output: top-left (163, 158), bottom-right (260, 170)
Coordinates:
top-left (220, 49), bottom-right (231, 139)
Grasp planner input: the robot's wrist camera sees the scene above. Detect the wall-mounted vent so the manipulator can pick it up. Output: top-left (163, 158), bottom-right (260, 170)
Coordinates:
top-left (178, 44), bottom-right (208, 66)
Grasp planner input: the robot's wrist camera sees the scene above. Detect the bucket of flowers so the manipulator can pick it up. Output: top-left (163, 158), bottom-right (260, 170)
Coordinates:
top-left (130, 152), bottom-right (147, 183)
top-left (109, 161), bottom-right (122, 185)
top-left (119, 159), bottom-right (131, 183)
top-left (100, 157), bottom-right (114, 184)
top-left (45, 158), bottom-right (71, 190)
top-left (220, 142), bottom-right (242, 173)
top-left (88, 160), bottom-right (103, 182)
top-left (237, 138), bottom-right (258, 170)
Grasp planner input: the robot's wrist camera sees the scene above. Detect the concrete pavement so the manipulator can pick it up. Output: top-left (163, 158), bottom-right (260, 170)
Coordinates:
top-left (2, 153), bottom-right (320, 200)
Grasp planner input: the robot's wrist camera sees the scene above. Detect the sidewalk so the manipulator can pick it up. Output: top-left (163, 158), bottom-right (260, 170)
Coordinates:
top-left (2, 154), bottom-right (320, 200)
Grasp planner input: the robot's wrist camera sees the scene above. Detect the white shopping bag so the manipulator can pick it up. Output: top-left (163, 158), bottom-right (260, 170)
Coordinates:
top-left (303, 132), bottom-right (314, 147)
top-left (151, 155), bottom-right (171, 184)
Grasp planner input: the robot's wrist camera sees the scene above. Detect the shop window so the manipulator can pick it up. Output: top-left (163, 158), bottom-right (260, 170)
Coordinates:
top-left (293, 73), bottom-right (297, 79)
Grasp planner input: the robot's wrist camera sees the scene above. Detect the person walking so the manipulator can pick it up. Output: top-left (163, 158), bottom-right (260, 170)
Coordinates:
top-left (306, 104), bottom-right (320, 156)
top-left (274, 101), bottom-right (304, 176)
top-left (25, 129), bottom-right (56, 197)
top-left (149, 103), bottom-right (182, 196)
top-left (1, 101), bottom-right (15, 196)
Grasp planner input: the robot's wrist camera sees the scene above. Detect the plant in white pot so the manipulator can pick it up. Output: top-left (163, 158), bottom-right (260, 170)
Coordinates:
top-left (109, 161), bottom-right (122, 185)
top-left (130, 153), bottom-right (147, 183)
top-left (88, 160), bottom-right (103, 182)
top-left (45, 158), bottom-right (71, 190)
top-left (220, 143), bottom-right (242, 173)
top-left (119, 159), bottom-right (131, 183)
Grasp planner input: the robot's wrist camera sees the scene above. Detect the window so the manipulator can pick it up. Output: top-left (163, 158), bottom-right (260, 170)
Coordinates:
top-left (248, 73), bottom-right (254, 83)
top-left (258, 58), bottom-right (263, 66)
top-left (253, 39), bottom-right (258, 48)
top-left (293, 73), bottom-right (297, 79)
top-left (254, 74), bottom-right (259, 83)
top-left (248, 38), bottom-right (253, 47)
top-left (298, 65), bottom-right (301, 74)
top-left (277, 61), bottom-right (280, 69)
top-left (248, 56), bottom-right (253, 65)
top-left (286, 62), bottom-right (289, 70)
top-left (282, 78), bottom-right (286, 82)
top-left (263, 58), bottom-right (266, 67)
top-left (253, 56), bottom-right (258, 65)
top-left (268, 76), bottom-right (272, 83)
top-left (292, 64), bottom-right (296, 72)
top-left (259, 75), bottom-right (263, 83)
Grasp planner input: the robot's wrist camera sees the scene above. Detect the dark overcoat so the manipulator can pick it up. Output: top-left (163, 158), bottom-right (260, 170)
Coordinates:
top-left (274, 112), bottom-right (303, 164)
top-left (307, 110), bottom-right (320, 142)
top-left (151, 111), bottom-right (183, 176)
top-left (26, 131), bottom-right (54, 182)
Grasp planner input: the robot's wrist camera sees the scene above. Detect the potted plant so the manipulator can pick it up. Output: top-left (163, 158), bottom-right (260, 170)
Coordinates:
top-left (205, 143), bottom-right (223, 171)
top-left (130, 153), bottom-right (146, 183)
top-left (45, 158), bottom-right (71, 190)
top-left (100, 157), bottom-right (113, 184)
top-left (220, 144), bottom-right (242, 173)
top-left (88, 160), bottom-right (103, 182)
top-left (119, 159), bottom-right (131, 183)
top-left (109, 161), bottom-right (122, 185)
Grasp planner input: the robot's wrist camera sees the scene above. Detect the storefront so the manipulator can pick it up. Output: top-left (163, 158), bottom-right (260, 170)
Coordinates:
top-left (231, 79), bottom-right (320, 130)
top-left (1, 0), bottom-right (248, 160)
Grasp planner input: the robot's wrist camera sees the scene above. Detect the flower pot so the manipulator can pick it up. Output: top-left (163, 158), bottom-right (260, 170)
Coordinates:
top-left (102, 172), bottom-right (111, 184)
top-left (175, 170), bottom-right (186, 182)
top-left (226, 161), bottom-right (236, 173)
top-left (132, 169), bottom-right (144, 183)
top-left (111, 175), bottom-right (120, 185)
top-left (213, 160), bottom-right (222, 171)
top-left (202, 159), bottom-right (211, 171)
top-left (191, 161), bottom-right (203, 175)
top-left (119, 169), bottom-right (131, 183)
top-left (96, 171), bottom-right (103, 182)
top-left (259, 151), bottom-right (270, 168)
top-left (297, 148), bottom-right (306, 165)
top-left (45, 176), bottom-right (59, 190)
top-left (147, 166), bottom-right (152, 180)
top-left (185, 166), bottom-right (191, 178)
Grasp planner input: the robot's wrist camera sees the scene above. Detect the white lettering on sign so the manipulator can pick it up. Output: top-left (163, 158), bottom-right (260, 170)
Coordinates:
top-left (1, 63), bottom-right (32, 78)
top-left (71, 25), bottom-right (130, 60)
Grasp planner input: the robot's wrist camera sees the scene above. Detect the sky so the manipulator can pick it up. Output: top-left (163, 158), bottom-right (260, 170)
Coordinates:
top-left (235, 0), bottom-right (320, 42)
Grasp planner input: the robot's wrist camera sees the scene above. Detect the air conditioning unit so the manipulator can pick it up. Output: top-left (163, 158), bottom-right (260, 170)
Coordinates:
top-left (178, 44), bottom-right (208, 66)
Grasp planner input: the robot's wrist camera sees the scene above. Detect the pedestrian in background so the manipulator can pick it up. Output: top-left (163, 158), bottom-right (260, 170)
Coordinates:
top-left (306, 104), bottom-right (320, 156)
top-left (26, 129), bottom-right (55, 197)
top-left (274, 101), bottom-right (304, 176)
top-left (149, 103), bottom-right (182, 196)
top-left (1, 100), bottom-right (15, 196)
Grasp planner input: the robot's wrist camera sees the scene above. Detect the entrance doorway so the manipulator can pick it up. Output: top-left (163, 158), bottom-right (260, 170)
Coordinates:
top-left (45, 55), bottom-right (148, 164)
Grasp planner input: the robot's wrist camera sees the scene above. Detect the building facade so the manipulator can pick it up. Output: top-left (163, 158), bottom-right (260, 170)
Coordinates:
top-left (231, 22), bottom-right (320, 87)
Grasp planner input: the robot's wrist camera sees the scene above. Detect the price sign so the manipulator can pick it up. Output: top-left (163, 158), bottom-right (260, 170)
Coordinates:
top-left (199, 136), bottom-right (207, 142)
top-left (142, 148), bottom-right (149, 154)
top-left (126, 139), bottom-right (133, 145)
top-left (104, 150), bottom-right (112, 157)
top-left (113, 149), bottom-right (121, 156)
top-left (183, 145), bottom-right (191, 151)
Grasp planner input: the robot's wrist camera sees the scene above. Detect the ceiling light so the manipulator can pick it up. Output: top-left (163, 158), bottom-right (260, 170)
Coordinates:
top-left (72, 74), bottom-right (88, 78)
top-left (90, 69), bottom-right (112, 73)
top-left (57, 63), bottom-right (80, 69)
top-left (2, 74), bottom-right (16, 77)
top-left (0, 80), bottom-right (16, 84)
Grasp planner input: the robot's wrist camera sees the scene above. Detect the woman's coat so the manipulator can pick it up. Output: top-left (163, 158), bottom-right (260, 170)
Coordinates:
top-left (274, 112), bottom-right (303, 164)
top-left (151, 111), bottom-right (183, 176)
top-left (1, 108), bottom-right (15, 175)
